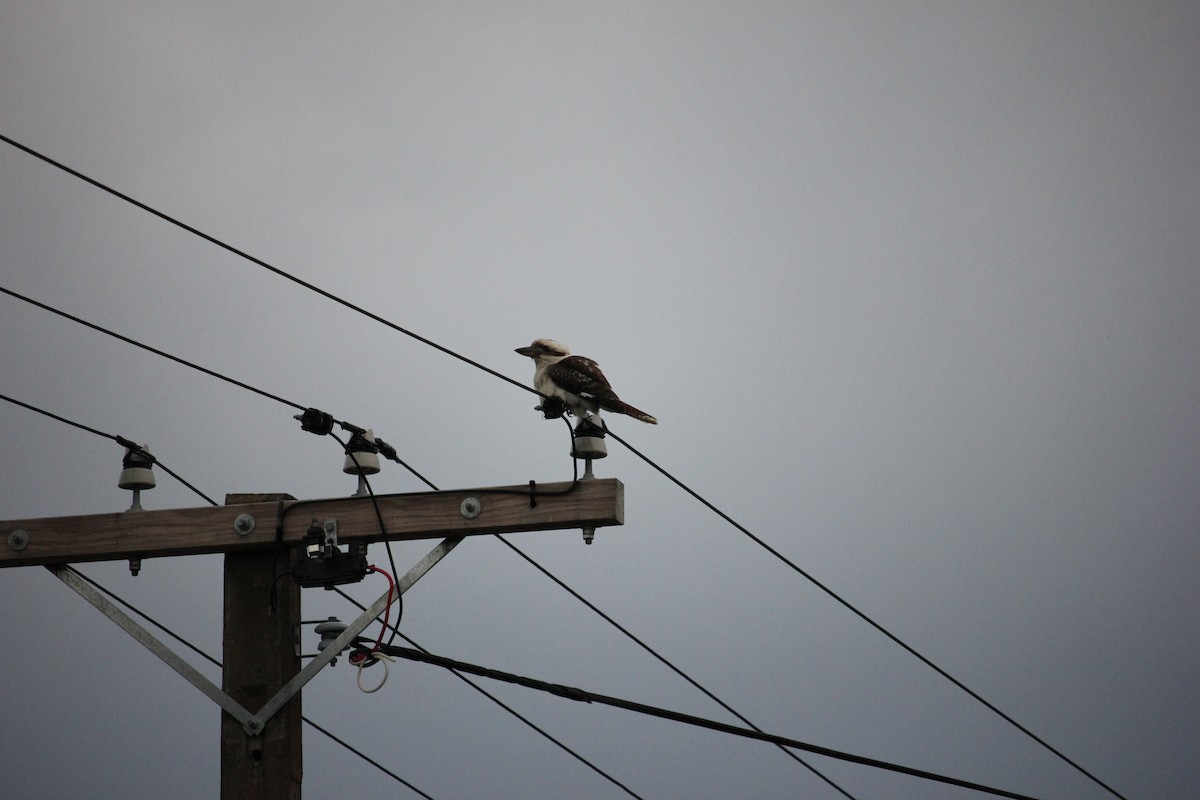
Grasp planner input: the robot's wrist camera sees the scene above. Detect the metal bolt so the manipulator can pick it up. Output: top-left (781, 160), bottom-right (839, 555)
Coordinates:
top-left (7, 529), bottom-right (29, 551)
top-left (233, 514), bottom-right (256, 535)
top-left (459, 497), bottom-right (482, 519)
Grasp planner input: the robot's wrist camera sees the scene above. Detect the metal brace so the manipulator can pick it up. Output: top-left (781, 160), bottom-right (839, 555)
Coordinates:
top-left (47, 534), bottom-right (466, 737)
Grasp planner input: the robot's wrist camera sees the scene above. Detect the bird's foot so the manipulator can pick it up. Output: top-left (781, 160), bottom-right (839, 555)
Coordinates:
top-left (536, 396), bottom-right (566, 420)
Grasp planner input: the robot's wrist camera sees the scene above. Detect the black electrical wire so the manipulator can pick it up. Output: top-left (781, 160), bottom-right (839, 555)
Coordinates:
top-left (0, 132), bottom-right (538, 400)
top-left (0, 392), bottom-right (217, 506)
top-left (603, 430), bottom-right (1129, 800)
top-left (370, 642), bottom-right (1045, 800)
top-left (1, 133), bottom-right (1122, 800)
top-left (301, 717), bottom-right (437, 800)
top-left (0, 286), bottom-right (437, 492)
top-left (333, 431), bottom-right (402, 645)
top-left (65, 567), bottom-right (437, 799)
top-left (333, 589), bottom-right (646, 800)
top-left (68, 566), bottom-right (220, 662)
top-left (0, 285), bottom-right (305, 413)
top-left (490, 534), bottom-right (857, 800)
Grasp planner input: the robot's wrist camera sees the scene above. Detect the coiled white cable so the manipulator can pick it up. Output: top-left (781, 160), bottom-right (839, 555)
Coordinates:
top-left (356, 651), bottom-right (395, 693)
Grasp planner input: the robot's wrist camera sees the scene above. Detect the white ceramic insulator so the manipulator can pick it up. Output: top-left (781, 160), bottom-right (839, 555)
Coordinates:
top-left (119, 444), bottom-right (156, 490)
top-left (572, 435), bottom-right (608, 460)
top-left (343, 429), bottom-right (382, 475)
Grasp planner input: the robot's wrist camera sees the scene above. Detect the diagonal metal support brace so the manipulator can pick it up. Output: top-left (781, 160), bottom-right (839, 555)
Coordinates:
top-left (47, 564), bottom-right (262, 732)
top-left (49, 536), bottom-right (465, 736)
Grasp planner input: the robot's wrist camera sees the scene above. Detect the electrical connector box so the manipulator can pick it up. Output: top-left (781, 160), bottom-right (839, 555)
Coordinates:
top-left (291, 519), bottom-right (369, 589)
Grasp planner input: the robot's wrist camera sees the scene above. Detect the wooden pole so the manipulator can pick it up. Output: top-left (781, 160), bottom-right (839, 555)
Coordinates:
top-left (220, 494), bottom-right (302, 800)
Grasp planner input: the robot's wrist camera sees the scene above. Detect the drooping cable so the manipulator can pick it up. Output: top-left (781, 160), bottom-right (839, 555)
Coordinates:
top-left (0, 392), bottom-right (217, 506)
top-left (374, 642), bottom-right (1046, 800)
top-left (65, 567), bottom-right (437, 799)
top-left (332, 587), bottom-right (646, 800)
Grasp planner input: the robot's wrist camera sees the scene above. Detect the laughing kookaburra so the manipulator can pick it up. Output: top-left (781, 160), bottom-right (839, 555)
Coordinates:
top-left (515, 339), bottom-right (658, 424)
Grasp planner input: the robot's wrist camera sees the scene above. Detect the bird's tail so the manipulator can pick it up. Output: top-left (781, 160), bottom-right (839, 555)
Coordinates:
top-left (612, 400), bottom-right (658, 424)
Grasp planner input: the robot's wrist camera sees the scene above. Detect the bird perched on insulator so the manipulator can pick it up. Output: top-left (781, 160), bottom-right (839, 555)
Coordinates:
top-left (515, 339), bottom-right (658, 424)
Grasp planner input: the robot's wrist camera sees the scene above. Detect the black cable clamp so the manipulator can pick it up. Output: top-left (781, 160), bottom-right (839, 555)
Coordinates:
top-left (338, 419), bottom-right (366, 436)
top-left (373, 437), bottom-right (400, 463)
top-left (114, 435), bottom-right (157, 465)
top-left (295, 408), bottom-right (335, 436)
top-left (342, 429), bottom-right (380, 458)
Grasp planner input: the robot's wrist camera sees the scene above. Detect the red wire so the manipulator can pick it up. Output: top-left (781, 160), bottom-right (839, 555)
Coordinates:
top-left (366, 565), bottom-right (394, 652)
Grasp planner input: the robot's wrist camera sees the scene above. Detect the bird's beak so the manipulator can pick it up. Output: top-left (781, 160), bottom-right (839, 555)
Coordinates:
top-left (515, 346), bottom-right (537, 357)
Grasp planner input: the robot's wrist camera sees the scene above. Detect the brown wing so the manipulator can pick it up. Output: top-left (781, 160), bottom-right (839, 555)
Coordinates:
top-left (547, 356), bottom-right (623, 408)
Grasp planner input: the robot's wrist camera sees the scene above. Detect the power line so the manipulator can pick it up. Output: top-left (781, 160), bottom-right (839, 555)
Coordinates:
top-left (0, 392), bottom-right (217, 506)
top-left (604, 429), bottom-right (1129, 800)
top-left (1, 285), bottom-right (306, 413)
top-left (333, 589), bottom-right (646, 800)
top-left (301, 717), bottom-right (436, 800)
top-left (369, 642), bottom-right (1047, 800)
top-left (0, 133), bottom-right (538, 400)
top-left (1, 132), bottom-right (1122, 799)
top-left (493, 533), bottom-right (857, 800)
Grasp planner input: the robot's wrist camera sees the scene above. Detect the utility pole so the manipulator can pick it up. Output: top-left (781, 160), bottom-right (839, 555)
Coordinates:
top-left (221, 493), bottom-right (302, 800)
top-left (3, 478), bottom-right (624, 799)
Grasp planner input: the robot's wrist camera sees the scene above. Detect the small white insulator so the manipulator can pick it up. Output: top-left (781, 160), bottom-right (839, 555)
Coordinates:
top-left (315, 617), bottom-right (349, 665)
top-left (572, 434), bottom-right (607, 460)
top-left (119, 445), bottom-right (156, 490)
top-left (315, 616), bottom-right (349, 649)
top-left (343, 429), bottom-right (382, 475)
top-left (571, 418), bottom-right (608, 460)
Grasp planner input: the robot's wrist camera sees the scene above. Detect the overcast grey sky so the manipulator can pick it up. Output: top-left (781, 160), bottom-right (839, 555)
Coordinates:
top-left (2, 3), bottom-right (1197, 798)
